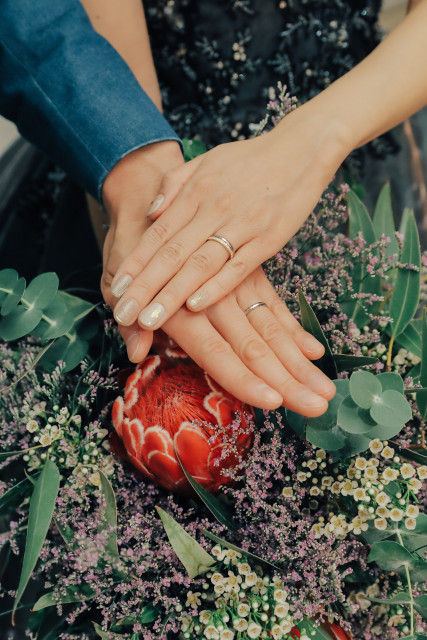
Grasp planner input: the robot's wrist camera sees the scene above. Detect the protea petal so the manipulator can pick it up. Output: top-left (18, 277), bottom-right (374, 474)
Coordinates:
top-left (174, 422), bottom-right (214, 482)
top-left (111, 396), bottom-right (124, 437)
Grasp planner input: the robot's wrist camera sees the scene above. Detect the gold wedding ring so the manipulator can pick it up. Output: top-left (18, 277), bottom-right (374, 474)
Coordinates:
top-left (206, 234), bottom-right (235, 259)
top-left (244, 302), bottom-right (268, 316)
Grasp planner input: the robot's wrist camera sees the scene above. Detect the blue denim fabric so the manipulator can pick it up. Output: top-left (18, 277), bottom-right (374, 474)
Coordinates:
top-left (0, 0), bottom-right (182, 201)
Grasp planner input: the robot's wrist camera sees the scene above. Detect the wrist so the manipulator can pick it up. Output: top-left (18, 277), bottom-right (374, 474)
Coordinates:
top-left (102, 140), bottom-right (183, 221)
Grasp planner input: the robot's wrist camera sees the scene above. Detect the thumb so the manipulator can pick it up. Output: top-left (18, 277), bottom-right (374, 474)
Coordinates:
top-left (146, 155), bottom-right (203, 220)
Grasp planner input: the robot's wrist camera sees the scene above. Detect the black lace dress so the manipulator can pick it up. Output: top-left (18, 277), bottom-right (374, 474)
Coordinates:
top-left (1, 0), bottom-right (426, 284)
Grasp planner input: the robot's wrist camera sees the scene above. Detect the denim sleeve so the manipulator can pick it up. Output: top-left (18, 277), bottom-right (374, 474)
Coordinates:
top-left (0, 0), bottom-right (182, 201)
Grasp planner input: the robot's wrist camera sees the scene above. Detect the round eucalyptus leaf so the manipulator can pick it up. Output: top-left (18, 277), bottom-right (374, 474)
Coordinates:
top-left (0, 268), bottom-right (19, 289)
top-left (337, 395), bottom-right (377, 434)
top-left (305, 423), bottom-right (346, 451)
top-left (23, 273), bottom-right (59, 311)
top-left (306, 379), bottom-right (349, 452)
top-left (368, 541), bottom-right (415, 572)
top-left (370, 389), bottom-right (412, 427)
top-left (377, 372), bottom-right (404, 394)
top-left (0, 307), bottom-right (43, 341)
top-left (371, 421), bottom-right (403, 440)
top-left (338, 430), bottom-right (372, 457)
top-left (414, 595), bottom-right (427, 620)
top-left (349, 370), bottom-right (382, 409)
top-left (41, 335), bottom-right (89, 372)
top-left (33, 297), bottom-right (75, 340)
top-left (1, 276), bottom-right (26, 316)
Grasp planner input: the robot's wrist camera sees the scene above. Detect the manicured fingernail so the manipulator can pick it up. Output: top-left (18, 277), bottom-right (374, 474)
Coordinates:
top-left (257, 384), bottom-right (283, 406)
top-left (309, 372), bottom-right (335, 396)
top-left (187, 290), bottom-right (209, 310)
top-left (114, 298), bottom-right (139, 325)
top-left (146, 194), bottom-right (164, 217)
top-left (126, 332), bottom-right (140, 361)
top-left (111, 274), bottom-right (133, 298)
top-left (301, 390), bottom-right (327, 410)
top-left (139, 303), bottom-right (165, 327)
top-left (303, 336), bottom-right (322, 352)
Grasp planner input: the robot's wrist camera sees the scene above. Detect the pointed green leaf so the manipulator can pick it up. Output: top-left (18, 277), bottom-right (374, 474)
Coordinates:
top-left (33, 584), bottom-right (96, 611)
top-left (368, 592), bottom-right (412, 606)
top-left (368, 541), bottom-right (415, 572)
top-left (23, 273), bottom-right (59, 311)
top-left (373, 183), bottom-right (399, 260)
top-left (333, 354), bottom-right (378, 373)
top-left (177, 457), bottom-right (237, 531)
top-left (417, 308), bottom-right (427, 420)
top-left (98, 471), bottom-right (120, 562)
top-left (395, 321), bottom-right (422, 359)
top-left (349, 370), bottom-right (382, 409)
top-left (156, 507), bottom-right (215, 578)
top-left (12, 459), bottom-right (60, 624)
top-left (389, 211), bottom-right (421, 339)
top-left (393, 443), bottom-right (427, 466)
top-left (1, 276), bottom-right (26, 316)
top-left (40, 335), bottom-right (89, 372)
top-left (0, 306), bottom-right (43, 340)
top-left (0, 448), bottom-right (33, 461)
top-left (202, 529), bottom-right (281, 572)
top-left (298, 289), bottom-right (337, 379)
top-left (348, 190), bottom-right (377, 243)
top-left (0, 477), bottom-right (33, 514)
top-left (93, 622), bottom-right (126, 639)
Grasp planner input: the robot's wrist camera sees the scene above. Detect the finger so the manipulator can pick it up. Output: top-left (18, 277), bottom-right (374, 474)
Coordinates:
top-left (206, 296), bottom-right (328, 417)
top-left (163, 306), bottom-right (283, 410)
top-left (186, 239), bottom-right (267, 311)
top-left (235, 289), bottom-right (335, 401)
top-left (146, 156), bottom-right (203, 220)
top-left (118, 323), bottom-right (154, 363)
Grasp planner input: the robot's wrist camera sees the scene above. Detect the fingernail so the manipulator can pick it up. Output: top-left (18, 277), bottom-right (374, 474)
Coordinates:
top-left (187, 290), bottom-right (209, 310)
top-left (309, 372), bottom-right (335, 396)
top-left (146, 194), bottom-right (164, 217)
top-left (303, 336), bottom-right (322, 352)
top-left (139, 302), bottom-right (165, 327)
top-left (114, 298), bottom-right (139, 325)
top-left (111, 274), bottom-right (133, 298)
top-left (257, 384), bottom-right (283, 406)
top-left (301, 390), bottom-right (327, 410)
top-left (126, 332), bottom-right (140, 361)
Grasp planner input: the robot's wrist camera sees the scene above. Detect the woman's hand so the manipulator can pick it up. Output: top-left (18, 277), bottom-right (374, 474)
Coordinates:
top-left (110, 105), bottom-right (350, 331)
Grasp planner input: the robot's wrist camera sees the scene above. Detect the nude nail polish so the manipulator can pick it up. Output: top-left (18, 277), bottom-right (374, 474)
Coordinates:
top-left (146, 194), bottom-right (165, 217)
top-left (114, 298), bottom-right (139, 325)
top-left (139, 303), bottom-right (165, 327)
top-left (126, 332), bottom-right (140, 361)
top-left (111, 274), bottom-right (133, 298)
top-left (187, 290), bottom-right (209, 310)
top-left (257, 384), bottom-right (282, 406)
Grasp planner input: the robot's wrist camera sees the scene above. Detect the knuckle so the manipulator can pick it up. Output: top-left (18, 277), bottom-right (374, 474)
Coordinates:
top-left (215, 194), bottom-right (233, 211)
top-left (146, 221), bottom-right (169, 247)
top-left (204, 337), bottom-right (233, 358)
top-left (278, 376), bottom-right (297, 396)
top-left (189, 251), bottom-right (211, 271)
top-left (195, 174), bottom-right (213, 193)
top-left (130, 279), bottom-right (151, 298)
top-left (240, 336), bottom-right (268, 363)
top-left (269, 299), bottom-right (287, 318)
top-left (261, 319), bottom-right (285, 344)
top-left (229, 259), bottom-right (248, 277)
top-left (159, 240), bottom-right (184, 265)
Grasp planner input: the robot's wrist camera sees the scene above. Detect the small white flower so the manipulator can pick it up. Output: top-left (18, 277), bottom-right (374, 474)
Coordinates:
top-left (316, 449), bottom-right (326, 460)
top-left (244, 572), bottom-right (258, 587)
top-left (355, 457), bottom-right (368, 470)
top-left (237, 603), bottom-right (250, 617)
top-left (233, 618), bottom-right (248, 632)
top-left (400, 463), bottom-right (416, 479)
top-left (331, 481), bottom-right (341, 494)
top-left (186, 591), bottom-right (202, 609)
top-left (205, 624), bottom-right (220, 639)
top-left (72, 414), bottom-right (82, 425)
top-left (381, 446), bottom-right (395, 459)
top-left (353, 487), bottom-right (368, 502)
top-left (369, 439), bottom-right (383, 454)
top-left (376, 507), bottom-right (389, 518)
top-left (279, 619), bottom-right (293, 634)
top-left (273, 589), bottom-right (288, 603)
top-left (199, 610), bottom-right (211, 624)
top-left (382, 468), bottom-right (399, 482)
top-left (307, 459), bottom-right (318, 471)
top-left (297, 472), bottom-right (307, 483)
top-left (417, 465), bottom-right (427, 480)
top-left (40, 434), bottom-right (52, 447)
top-left (237, 562), bottom-right (251, 576)
top-left (374, 518), bottom-right (388, 531)
top-left (247, 622), bottom-right (262, 638)
top-left (282, 487), bottom-right (294, 498)
top-left (375, 492), bottom-right (390, 507)
top-left (321, 476), bottom-right (334, 488)
top-left (211, 573), bottom-right (224, 585)
top-left (274, 603), bottom-right (290, 618)
top-left (408, 478), bottom-right (422, 492)
top-left (214, 583), bottom-right (225, 595)
top-left (365, 466), bottom-right (378, 480)
top-left (181, 615), bottom-right (193, 632)
top-left (26, 420), bottom-right (39, 433)
top-left (389, 508), bottom-right (404, 522)
top-left (89, 471), bottom-right (101, 487)
top-left (271, 624), bottom-right (283, 640)
top-left (404, 517), bottom-right (417, 530)
top-left (220, 629), bottom-right (235, 640)
top-left (406, 504), bottom-right (419, 518)
top-left (310, 486), bottom-right (321, 496)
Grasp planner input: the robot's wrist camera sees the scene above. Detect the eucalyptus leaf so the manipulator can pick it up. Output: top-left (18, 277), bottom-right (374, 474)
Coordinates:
top-left (338, 395), bottom-right (377, 434)
top-left (23, 273), bottom-right (59, 310)
top-left (12, 459), bottom-right (60, 624)
top-left (333, 354), bottom-right (378, 373)
top-left (98, 471), bottom-right (120, 562)
top-left (417, 308), bottom-right (427, 420)
top-left (410, 560), bottom-right (427, 583)
top-left (202, 529), bottom-right (281, 572)
top-left (393, 443), bottom-right (427, 466)
top-left (372, 421), bottom-right (407, 440)
top-left (368, 541), bottom-right (415, 572)
top-left (156, 507), bottom-right (215, 578)
top-left (298, 289), bottom-right (337, 379)
top-left (349, 370), bottom-right (382, 409)
top-left (368, 593), bottom-right (412, 606)
top-left (373, 183), bottom-right (399, 260)
top-left (1, 276), bottom-right (26, 316)
top-left (388, 211), bottom-right (421, 339)
top-left (0, 306), bottom-right (43, 341)
top-left (414, 595), bottom-right (427, 620)
top-left (286, 410), bottom-right (306, 437)
top-left (182, 138), bottom-right (207, 161)
top-left (395, 321), bottom-right (422, 359)
top-left (306, 379), bottom-right (349, 452)
top-left (370, 390), bottom-right (412, 427)
top-left (0, 477), bottom-right (32, 514)
top-left (177, 457), bottom-right (237, 531)
top-left (398, 514), bottom-right (427, 553)
top-left (377, 372), bottom-right (405, 394)
top-left (40, 335), bottom-right (89, 373)
top-left (32, 296), bottom-right (75, 340)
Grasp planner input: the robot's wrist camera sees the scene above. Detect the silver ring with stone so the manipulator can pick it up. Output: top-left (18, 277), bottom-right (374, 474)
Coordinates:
top-left (206, 234), bottom-right (235, 259)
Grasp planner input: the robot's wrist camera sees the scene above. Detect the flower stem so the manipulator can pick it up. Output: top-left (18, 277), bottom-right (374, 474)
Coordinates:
top-left (386, 336), bottom-right (395, 371)
top-left (397, 531), bottom-right (414, 636)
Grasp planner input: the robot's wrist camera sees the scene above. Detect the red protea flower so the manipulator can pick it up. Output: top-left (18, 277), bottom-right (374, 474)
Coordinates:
top-left (111, 354), bottom-right (254, 493)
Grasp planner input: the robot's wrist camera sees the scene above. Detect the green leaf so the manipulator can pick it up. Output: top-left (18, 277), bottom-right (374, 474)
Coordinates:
top-left (372, 421), bottom-right (407, 440)
top-left (298, 289), bottom-right (337, 379)
top-left (389, 211), bottom-right (421, 339)
top-left (177, 457), bottom-right (237, 531)
top-left (338, 395), bottom-right (377, 434)
top-left (32, 295), bottom-right (75, 340)
top-left (393, 443), bottom-right (427, 466)
top-left (1, 276), bottom-right (26, 316)
top-left (297, 620), bottom-right (338, 640)
top-left (348, 190), bottom-right (377, 244)
top-left (286, 410), bottom-right (306, 437)
top-left (349, 370), bottom-right (382, 409)
top-left (0, 477), bottom-right (33, 514)
top-left (368, 541), bottom-right (415, 572)
top-left (23, 273), bottom-right (59, 311)
top-left (0, 448), bottom-right (35, 461)
top-left (306, 379), bottom-right (348, 451)
top-left (398, 513), bottom-right (427, 553)
top-left (369, 389), bottom-right (412, 427)
top-left (417, 308), bottom-right (427, 420)
top-left (93, 622), bottom-right (126, 639)
top-left (201, 529), bottom-right (281, 572)
top-left (395, 321), bottom-right (422, 359)
top-left (373, 183), bottom-right (399, 260)
top-left (414, 595), bottom-right (427, 620)
top-left (32, 584), bottom-right (96, 611)
top-left (98, 471), bottom-right (120, 562)
top-left (333, 354), bottom-right (378, 373)
top-left (182, 138), bottom-right (207, 161)
top-left (0, 306), bottom-right (43, 340)
top-left (156, 507), bottom-right (215, 578)
top-left (368, 592), bottom-right (412, 606)
top-left (12, 459), bottom-right (60, 624)
top-left (40, 335), bottom-right (89, 373)
top-left (377, 372), bottom-right (405, 394)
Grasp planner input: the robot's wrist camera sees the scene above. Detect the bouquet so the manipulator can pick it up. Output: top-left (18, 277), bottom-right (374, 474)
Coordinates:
top-left (0, 88), bottom-right (426, 640)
